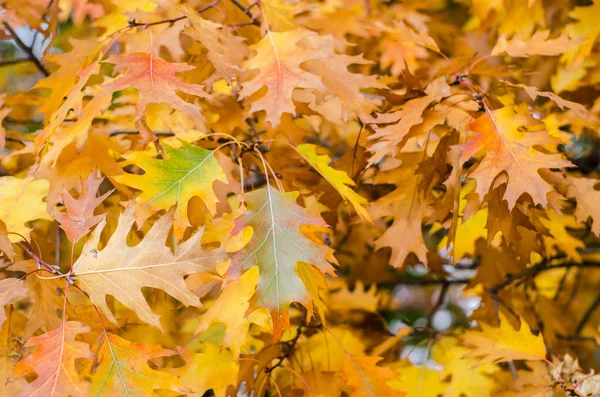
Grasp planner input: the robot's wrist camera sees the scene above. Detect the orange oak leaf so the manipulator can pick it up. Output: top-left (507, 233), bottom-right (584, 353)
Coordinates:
top-left (567, 176), bottom-right (600, 235)
top-left (180, 4), bottom-right (248, 83)
top-left (303, 35), bottom-right (384, 124)
top-left (227, 186), bottom-right (335, 339)
top-left (53, 171), bottom-right (112, 243)
top-left (459, 106), bottom-right (571, 208)
top-left (239, 29), bottom-right (325, 127)
top-left (369, 157), bottom-right (429, 267)
top-left (101, 53), bottom-right (212, 143)
top-left (9, 320), bottom-right (93, 396)
top-left (72, 204), bottom-right (226, 329)
top-left (491, 30), bottom-right (583, 57)
top-left (342, 355), bottom-right (404, 397)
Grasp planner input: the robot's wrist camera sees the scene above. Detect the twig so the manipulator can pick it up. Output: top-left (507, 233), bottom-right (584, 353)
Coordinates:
top-left (109, 130), bottom-right (175, 137)
top-left (489, 262), bottom-right (600, 293)
top-left (2, 22), bottom-right (50, 77)
top-left (230, 0), bottom-right (261, 26)
top-left (127, 0), bottom-right (220, 28)
top-left (264, 323), bottom-right (305, 374)
top-left (0, 58), bottom-right (34, 68)
top-left (428, 282), bottom-right (449, 326)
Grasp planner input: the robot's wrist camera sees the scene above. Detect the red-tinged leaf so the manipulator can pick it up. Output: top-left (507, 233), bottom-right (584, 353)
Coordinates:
top-left (227, 186), bottom-right (335, 339)
top-left (239, 29), bottom-right (325, 127)
top-left (101, 53), bottom-right (212, 144)
top-left (9, 321), bottom-right (93, 397)
top-left (459, 106), bottom-right (571, 208)
top-left (53, 171), bottom-right (112, 243)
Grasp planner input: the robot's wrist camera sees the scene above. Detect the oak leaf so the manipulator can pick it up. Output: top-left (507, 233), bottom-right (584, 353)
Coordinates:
top-left (53, 171), bottom-right (112, 244)
top-left (369, 158), bottom-right (429, 267)
top-left (9, 321), bottom-right (93, 397)
top-left (460, 106), bottom-right (571, 208)
top-left (115, 141), bottom-right (227, 237)
top-left (491, 30), bottom-right (582, 57)
top-left (180, 4), bottom-right (248, 83)
top-left (0, 278), bottom-right (27, 325)
top-left (177, 343), bottom-right (238, 397)
top-left (239, 29), bottom-right (325, 127)
top-left (567, 176), bottom-right (600, 235)
top-left (195, 267), bottom-right (269, 357)
top-left (90, 332), bottom-right (183, 396)
top-left (462, 314), bottom-right (547, 366)
top-left (342, 355), bottom-right (404, 397)
top-left (227, 186), bottom-right (335, 338)
top-left (0, 177), bottom-right (52, 242)
top-left (297, 144), bottom-right (370, 220)
top-left (0, 220), bottom-right (15, 261)
top-left (101, 53), bottom-right (212, 144)
top-left (72, 204), bottom-right (226, 329)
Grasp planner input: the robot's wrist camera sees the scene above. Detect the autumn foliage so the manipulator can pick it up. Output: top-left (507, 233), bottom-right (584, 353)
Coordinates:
top-left (3, 0), bottom-right (600, 396)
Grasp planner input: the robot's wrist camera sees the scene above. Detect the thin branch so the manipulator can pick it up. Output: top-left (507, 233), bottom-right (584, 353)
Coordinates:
top-left (127, 0), bottom-right (220, 28)
top-left (0, 58), bottom-right (34, 68)
top-left (428, 282), bottom-right (449, 326)
top-left (230, 0), bottom-right (261, 26)
top-left (109, 130), bottom-right (175, 137)
top-left (489, 262), bottom-right (600, 293)
top-left (2, 22), bottom-right (50, 77)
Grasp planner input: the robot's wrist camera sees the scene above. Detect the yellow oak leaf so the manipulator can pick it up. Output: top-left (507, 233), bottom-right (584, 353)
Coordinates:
top-left (115, 141), bottom-right (227, 238)
top-left (34, 38), bottom-right (103, 121)
top-left (91, 332), bottom-right (183, 396)
top-left (297, 143), bottom-right (370, 220)
top-left (0, 176), bottom-right (52, 242)
top-left (462, 314), bottom-right (547, 366)
top-left (434, 337), bottom-right (498, 397)
top-left (393, 362), bottom-right (446, 397)
top-left (460, 106), bottom-right (571, 208)
top-left (540, 210), bottom-right (585, 263)
top-left (196, 267), bottom-right (269, 357)
top-left (327, 280), bottom-right (379, 313)
top-left (177, 343), bottom-right (238, 397)
top-left (563, 1), bottom-right (600, 65)
top-left (72, 204), bottom-right (226, 329)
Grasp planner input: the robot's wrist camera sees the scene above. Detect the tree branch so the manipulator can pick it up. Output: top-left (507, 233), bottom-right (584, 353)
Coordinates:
top-left (230, 0), bottom-right (261, 26)
top-left (127, 0), bottom-right (220, 28)
top-left (575, 295), bottom-right (600, 335)
top-left (2, 22), bottom-right (50, 77)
